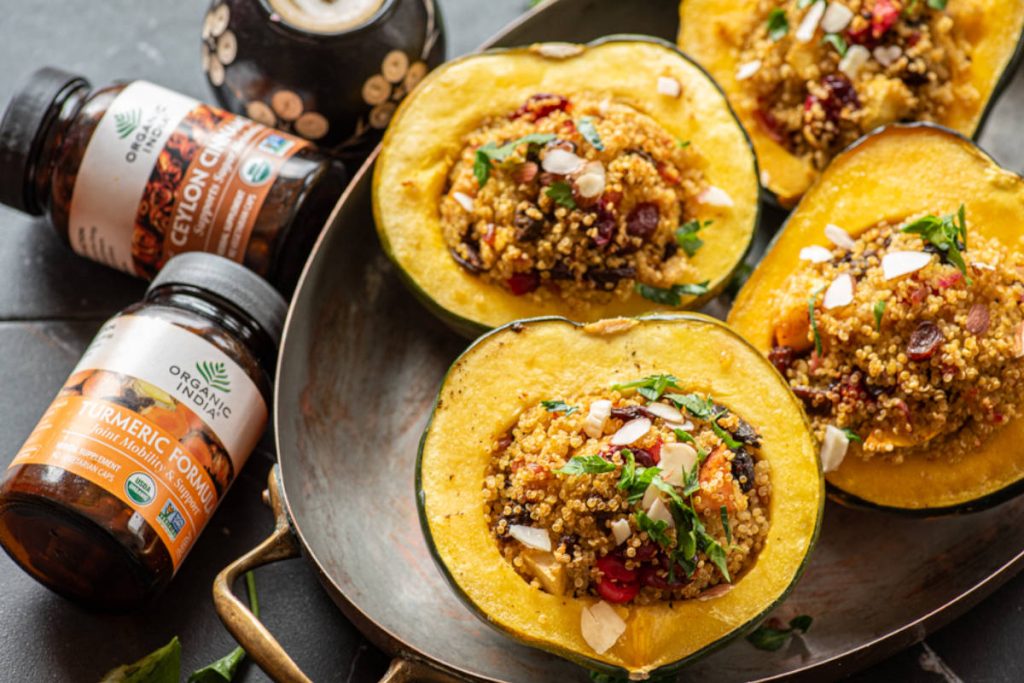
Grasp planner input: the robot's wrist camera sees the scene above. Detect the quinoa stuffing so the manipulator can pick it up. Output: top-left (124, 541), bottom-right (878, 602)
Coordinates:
top-left (483, 375), bottom-right (771, 605)
top-left (737, 0), bottom-right (976, 169)
top-left (769, 207), bottom-right (1024, 468)
top-left (441, 92), bottom-right (721, 306)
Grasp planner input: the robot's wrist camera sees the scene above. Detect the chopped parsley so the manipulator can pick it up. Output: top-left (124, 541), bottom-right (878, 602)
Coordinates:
top-left (677, 138), bottom-right (691, 149)
top-left (704, 537), bottom-right (731, 582)
top-left (634, 510), bottom-right (672, 548)
top-left (766, 8), bottom-right (789, 41)
top-left (746, 615), bottom-right (813, 652)
top-left (474, 132), bottom-right (556, 186)
top-left (710, 411), bottom-right (742, 450)
top-left (624, 466), bottom-right (662, 503)
top-left (545, 180), bottom-right (577, 209)
top-left (616, 449), bottom-right (637, 490)
top-left (635, 280), bottom-right (710, 306)
top-left (822, 32), bottom-right (848, 56)
top-left (901, 204), bottom-right (971, 284)
top-left (807, 295), bottom-right (823, 357)
top-left (556, 455), bottom-right (615, 475)
top-left (721, 506), bottom-right (732, 545)
top-left (577, 116), bottom-right (605, 151)
top-left (842, 428), bottom-right (863, 443)
top-left (611, 374), bottom-right (680, 401)
top-left (675, 219), bottom-right (712, 257)
top-left (665, 392), bottom-right (715, 420)
top-left (873, 299), bottom-right (887, 331)
top-left (541, 399), bottom-right (578, 415)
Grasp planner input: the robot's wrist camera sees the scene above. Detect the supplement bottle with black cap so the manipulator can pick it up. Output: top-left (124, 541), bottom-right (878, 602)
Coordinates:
top-left (0, 67), bottom-right (345, 293)
top-left (0, 252), bottom-right (285, 609)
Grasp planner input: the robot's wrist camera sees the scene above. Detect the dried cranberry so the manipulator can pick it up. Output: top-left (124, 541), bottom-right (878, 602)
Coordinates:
top-left (936, 271), bottom-right (963, 289)
top-left (846, 18), bottom-right (873, 46)
top-left (819, 74), bottom-right (861, 121)
top-left (593, 206), bottom-right (617, 247)
top-left (596, 555), bottom-right (637, 584)
top-left (966, 303), bottom-right (991, 335)
top-left (610, 405), bottom-right (656, 421)
top-left (626, 202), bottom-right (660, 240)
top-left (514, 211), bottom-right (545, 241)
top-left (768, 345), bottom-right (795, 374)
top-left (586, 267), bottom-right (636, 290)
top-left (630, 448), bottom-right (657, 468)
top-left (871, 0), bottom-right (899, 39)
top-left (731, 448), bottom-right (756, 493)
top-left (507, 271), bottom-right (540, 296)
top-left (907, 321), bottom-right (944, 361)
top-left (595, 578), bottom-right (639, 604)
top-left (510, 93), bottom-right (571, 120)
top-left (753, 108), bottom-right (786, 145)
top-left (639, 565), bottom-right (687, 590)
top-left (449, 246), bottom-right (482, 274)
top-left (548, 262), bottom-right (573, 280)
top-left (631, 543), bottom-right (658, 562)
top-left (648, 439), bottom-right (662, 465)
top-left (792, 385), bottom-right (834, 414)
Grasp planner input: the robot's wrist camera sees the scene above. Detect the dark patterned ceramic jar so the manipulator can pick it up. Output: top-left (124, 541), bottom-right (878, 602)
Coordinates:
top-left (201, 0), bottom-right (444, 153)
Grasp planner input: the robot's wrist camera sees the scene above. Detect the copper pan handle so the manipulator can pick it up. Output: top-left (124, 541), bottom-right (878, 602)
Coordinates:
top-left (213, 465), bottom-right (461, 683)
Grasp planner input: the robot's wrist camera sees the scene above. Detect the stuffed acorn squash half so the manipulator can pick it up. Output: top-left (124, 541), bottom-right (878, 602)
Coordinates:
top-left (417, 315), bottom-right (823, 678)
top-left (729, 124), bottom-right (1024, 514)
top-left (374, 37), bottom-right (760, 337)
top-left (679, 0), bottom-right (1024, 206)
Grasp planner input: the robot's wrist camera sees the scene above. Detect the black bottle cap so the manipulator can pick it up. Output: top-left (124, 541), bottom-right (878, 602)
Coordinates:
top-left (0, 67), bottom-right (90, 214)
top-left (148, 253), bottom-right (288, 349)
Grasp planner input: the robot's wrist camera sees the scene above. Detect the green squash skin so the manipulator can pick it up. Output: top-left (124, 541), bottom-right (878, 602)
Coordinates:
top-left (374, 34), bottom-right (761, 339)
top-left (415, 314), bottom-right (824, 678)
top-left (736, 122), bottom-right (1024, 516)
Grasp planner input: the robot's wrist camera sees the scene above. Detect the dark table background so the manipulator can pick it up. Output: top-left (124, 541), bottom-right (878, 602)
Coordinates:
top-left (1, 1), bottom-right (1022, 681)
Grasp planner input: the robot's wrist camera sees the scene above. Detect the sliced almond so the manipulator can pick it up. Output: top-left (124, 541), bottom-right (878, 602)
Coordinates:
top-left (839, 44), bottom-right (871, 78)
top-left (509, 524), bottom-right (552, 552)
top-left (823, 273), bottom-right (854, 309)
top-left (882, 251), bottom-right (932, 280)
top-left (583, 399), bottom-right (612, 439)
top-left (800, 245), bottom-right (834, 263)
top-left (659, 442), bottom-right (698, 487)
top-left (821, 2), bottom-right (854, 32)
top-left (735, 59), bottom-right (762, 81)
top-left (581, 601), bottom-right (626, 654)
top-left (542, 148), bottom-right (584, 175)
top-left (824, 224), bottom-right (856, 250)
top-left (873, 45), bottom-right (902, 67)
top-left (645, 402), bottom-right (684, 423)
top-left (796, 0), bottom-right (827, 42)
top-left (522, 549), bottom-right (566, 595)
top-left (657, 76), bottom-right (681, 97)
top-left (698, 186), bottom-right (734, 207)
top-left (452, 191), bottom-right (474, 212)
top-left (611, 518), bottom-right (632, 545)
top-left (646, 497), bottom-right (675, 528)
top-left (611, 417), bottom-right (651, 446)
top-left (820, 424), bottom-right (850, 473)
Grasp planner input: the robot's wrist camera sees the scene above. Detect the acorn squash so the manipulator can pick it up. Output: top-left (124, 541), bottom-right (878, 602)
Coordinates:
top-left (729, 123), bottom-right (1024, 514)
top-left (678, 0), bottom-right (1024, 206)
top-left (417, 314), bottom-right (823, 678)
top-left (374, 36), bottom-right (760, 337)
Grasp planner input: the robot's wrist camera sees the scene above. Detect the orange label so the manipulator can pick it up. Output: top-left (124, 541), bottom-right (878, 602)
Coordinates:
top-left (13, 379), bottom-right (233, 569)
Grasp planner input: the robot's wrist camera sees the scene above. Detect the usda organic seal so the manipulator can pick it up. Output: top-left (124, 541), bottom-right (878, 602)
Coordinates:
top-left (125, 472), bottom-right (157, 506)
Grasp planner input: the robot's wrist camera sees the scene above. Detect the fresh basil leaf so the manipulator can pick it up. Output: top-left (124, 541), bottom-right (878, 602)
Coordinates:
top-left (666, 393), bottom-right (715, 420)
top-left (703, 536), bottom-right (731, 582)
top-left (626, 466), bottom-right (662, 503)
top-left (901, 204), bottom-right (971, 284)
top-left (822, 32), bottom-right (848, 56)
top-left (650, 475), bottom-right (689, 512)
top-left (557, 455), bottom-right (616, 475)
top-left (611, 374), bottom-right (680, 400)
top-left (100, 638), bottom-right (181, 683)
top-left (675, 219), bottom-right (712, 257)
top-left (841, 428), bottom-right (863, 443)
top-left (873, 299), bottom-right (887, 331)
top-left (767, 8), bottom-right (789, 41)
top-left (546, 180), bottom-right (577, 209)
top-left (577, 116), bottom-right (605, 151)
top-left (634, 510), bottom-right (673, 549)
top-left (617, 449), bottom-right (637, 491)
top-left (541, 399), bottom-right (579, 415)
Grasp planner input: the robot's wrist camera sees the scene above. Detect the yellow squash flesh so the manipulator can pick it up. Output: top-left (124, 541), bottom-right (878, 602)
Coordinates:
top-left (729, 124), bottom-right (1024, 513)
top-left (374, 37), bottom-right (760, 336)
top-left (678, 0), bottom-right (1024, 206)
top-left (417, 315), bottom-right (823, 677)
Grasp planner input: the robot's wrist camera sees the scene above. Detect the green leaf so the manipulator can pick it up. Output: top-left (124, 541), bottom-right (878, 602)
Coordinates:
top-left (634, 510), bottom-right (673, 549)
top-left (541, 399), bottom-right (579, 415)
top-left (546, 181), bottom-right (577, 209)
top-left (649, 475), bottom-right (689, 512)
top-left (474, 133), bottom-right (557, 186)
top-left (703, 536), bottom-right (731, 581)
top-left (557, 455), bottom-right (616, 476)
top-left (188, 572), bottom-right (260, 682)
top-left (611, 374), bottom-right (680, 400)
top-left (767, 8), bottom-right (789, 41)
top-left (842, 428), bottom-right (863, 444)
top-left (873, 299), bottom-right (887, 331)
top-left (665, 393), bottom-right (714, 420)
top-left (807, 296), bottom-right (823, 357)
top-left (822, 32), bottom-right (848, 56)
top-left (577, 116), bottom-right (605, 151)
top-left (746, 615), bottom-right (813, 651)
top-left (625, 466), bottom-right (662, 503)
top-left (927, 0), bottom-right (948, 9)
top-left (720, 506), bottom-right (733, 545)
top-left (635, 281), bottom-right (711, 306)
top-left (677, 138), bottom-right (691, 149)
top-left (100, 638), bottom-right (181, 683)
top-left (900, 204), bottom-right (971, 284)
top-left (710, 411), bottom-right (742, 450)
top-left (675, 219), bottom-right (711, 257)
top-left (616, 449), bottom-right (637, 491)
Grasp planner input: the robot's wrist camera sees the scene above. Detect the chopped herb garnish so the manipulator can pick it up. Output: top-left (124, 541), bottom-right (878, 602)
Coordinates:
top-left (556, 455), bottom-right (616, 475)
top-left (677, 138), bottom-right (691, 149)
top-left (797, 0), bottom-right (817, 7)
top-left (720, 506), bottom-right (733, 545)
top-left (873, 299), bottom-right (887, 331)
top-left (927, 0), bottom-right (948, 9)
top-left (901, 204), bottom-right (971, 284)
top-left (767, 8), bottom-right (789, 41)
top-left (746, 615), bottom-right (814, 652)
top-left (666, 393), bottom-right (715, 420)
top-left (710, 411), bottom-right (742, 450)
top-left (541, 399), bottom-right (578, 415)
top-left (842, 428), bottom-right (863, 443)
top-left (577, 116), bottom-right (605, 151)
top-left (650, 475), bottom-right (689, 512)
top-left (611, 374), bottom-right (680, 401)
top-left (545, 180), bottom-right (577, 209)
top-left (703, 537), bottom-right (731, 581)
top-left (807, 295), bottom-right (823, 357)
top-left (474, 132), bottom-right (556, 186)
top-left (635, 280), bottom-right (711, 306)
top-left (675, 219), bottom-right (712, 257)
top-left (635, 510), bottom-right (673, 549)
top-left (822, 32), bottom-right (848, 56)
top-left (616, 449), bottom-right (637, 491)
top-left (625, 466), bottom-right (663, 503)
top-left (672, 428), bottom-right (708, 460)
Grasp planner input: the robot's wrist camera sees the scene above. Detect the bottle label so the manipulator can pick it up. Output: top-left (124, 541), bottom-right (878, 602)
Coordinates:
top-left (9, 315), bottom-right (267, 569)
top-left (68, 81), bottom-right (309, 278)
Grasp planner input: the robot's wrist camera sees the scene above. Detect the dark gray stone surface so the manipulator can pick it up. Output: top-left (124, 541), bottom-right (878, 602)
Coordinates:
top-left (0, 0), bottom-right (1020, 681)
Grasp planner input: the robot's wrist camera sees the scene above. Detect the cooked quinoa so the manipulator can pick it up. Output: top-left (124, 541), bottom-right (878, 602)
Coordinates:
top-left (441, 92), bottom-right (714, 305)
top-left (482, 378), bottom-right (771, 605)
top-left (769, 212), bottom-right (1024, 464)
top-left (738, 0), bottom-right (976, 168)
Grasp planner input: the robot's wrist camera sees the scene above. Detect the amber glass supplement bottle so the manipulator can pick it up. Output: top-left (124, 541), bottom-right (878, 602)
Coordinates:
top-left (0, 253), bottom-right (285, 609)
top-left (0, 67), bottom-right (346, 293)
